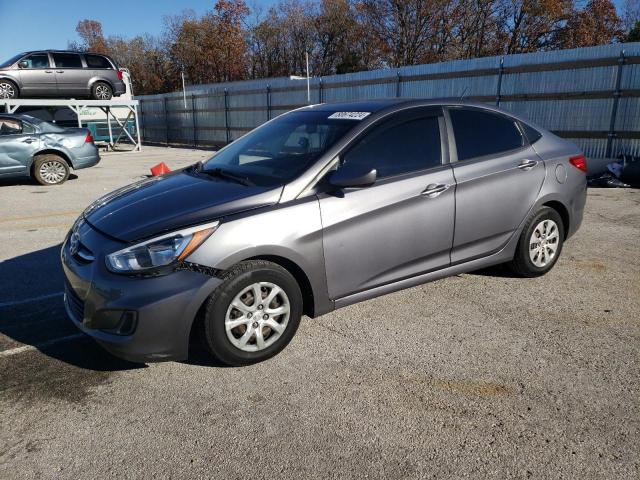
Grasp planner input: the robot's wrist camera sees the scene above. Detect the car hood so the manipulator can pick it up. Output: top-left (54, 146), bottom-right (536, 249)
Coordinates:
top-left (83, 169), bottom-right (283, 242)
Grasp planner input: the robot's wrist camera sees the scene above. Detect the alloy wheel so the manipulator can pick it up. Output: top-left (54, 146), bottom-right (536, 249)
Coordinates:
top-left (95, 84), bottom-right (111, 99)
top-left (39, 161), bottom-right (67, 184)
top-left (225, 282), bottom-right (290, 352)
top-left (0, 82), bottom-right (16, 99)
top-left (529, 219), bottom-right (559, 267)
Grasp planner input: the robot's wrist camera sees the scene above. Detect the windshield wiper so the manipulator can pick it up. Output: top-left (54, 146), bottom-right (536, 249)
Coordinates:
top-left (198, 166), bottom-right (255, 186)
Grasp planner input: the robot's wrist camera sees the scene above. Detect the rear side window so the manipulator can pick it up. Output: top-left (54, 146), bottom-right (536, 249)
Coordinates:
top-left (85, 54), bottom-right (112, 69)
top-left (20, 54), bottom-right (49, 69)
top-left (449, 108), bottom-right (525, 161)
top-left (52, 53), bottom-right (83, 68)
top-left (343, 113), bottom-right (441, 178)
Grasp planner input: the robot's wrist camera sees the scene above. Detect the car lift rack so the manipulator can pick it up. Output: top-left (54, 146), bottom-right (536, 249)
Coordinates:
top-left (1, 98), bottom-right (142, 152)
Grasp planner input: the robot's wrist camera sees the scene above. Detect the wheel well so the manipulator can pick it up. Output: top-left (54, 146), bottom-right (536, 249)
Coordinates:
top-left (31, 150), bottom-right (72, 174)
top-left (91, 79), bottom-right (113, 91)
top-left (248, 255), bottom-right (315, 318)
top-left (543, 201), bottom-right (569, 239)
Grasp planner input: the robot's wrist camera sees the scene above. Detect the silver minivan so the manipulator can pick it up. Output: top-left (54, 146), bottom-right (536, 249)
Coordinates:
top-left (62, 99), bottom-right (587, 366)
top-left (0, 50), bottom-right (126, 100)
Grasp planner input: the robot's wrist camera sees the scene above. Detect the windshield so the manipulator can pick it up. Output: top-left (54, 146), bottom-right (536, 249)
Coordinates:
top-left (0, 53), bottom-right (26, 69)
top-left (202, 110), bottom-right (358, 187)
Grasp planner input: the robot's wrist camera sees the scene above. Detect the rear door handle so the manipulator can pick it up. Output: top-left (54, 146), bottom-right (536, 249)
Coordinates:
top-left (55, 70), bottom-right (64, 73)
top-left (421, 183), bottom-right (450, 198)
top-left (518, 159), bottom-right (538, 170)
top-left (22, 138), bottom-right (37, 144)
top-left (45, 70), bottom-right (53, 73)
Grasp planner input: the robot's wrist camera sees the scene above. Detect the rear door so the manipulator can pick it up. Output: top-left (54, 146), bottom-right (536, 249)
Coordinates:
top-left (51, 52), bottom-right (87, 96)
top-left (17, 53), bottom-right (56, 95)
top-left (0, 118), bottom-right (39, 176)
top-left (319, 107), bottom-right (456, 299)
top-left (446, 106), bottom-right (545, 263)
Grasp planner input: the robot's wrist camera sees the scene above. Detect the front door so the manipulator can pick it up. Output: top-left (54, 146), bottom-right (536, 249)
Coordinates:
top-left (17, 53), bottom-right (56, 96)
top-left (446, 107), bottom-right (546, 263)
top-left (319, 107), bottom-right (455, 300)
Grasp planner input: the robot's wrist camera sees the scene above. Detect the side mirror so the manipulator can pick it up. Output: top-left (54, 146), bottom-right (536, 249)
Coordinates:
top-left (18, 60), bottom-right (28, 69)
top-left (329, 163), bottom-right (377, 189)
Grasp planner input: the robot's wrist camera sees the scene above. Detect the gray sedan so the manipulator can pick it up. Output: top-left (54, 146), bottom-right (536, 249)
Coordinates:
top-left (62, 99), bottom-right (586, 366)
top-left (0, 114), bottom-right (100, 185)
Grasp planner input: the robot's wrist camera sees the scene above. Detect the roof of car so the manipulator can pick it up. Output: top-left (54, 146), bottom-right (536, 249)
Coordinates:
top-left (307, 98), bottom-right (504, 114)
top-left (20, 50), bottom-right (109, 56)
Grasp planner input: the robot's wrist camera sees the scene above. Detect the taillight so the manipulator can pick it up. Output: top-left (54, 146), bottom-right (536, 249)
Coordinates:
top-left (85, 132), bottom-right (94, 144)
top-left (569, 155), bottom-right (587, 173)
top-left (117, 70), bottom-right (123, 81)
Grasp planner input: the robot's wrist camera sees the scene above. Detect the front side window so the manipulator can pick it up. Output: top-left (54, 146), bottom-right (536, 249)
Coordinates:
top-left (0, 118), bottom-right (22, 135)
top-left (202, 110), bottom-right (358, 187)
top-left (20, 53), bottom-right (50, 69)
top-left (85, 54), bottom-right (112, 69)
top-left (52, 53), bottom-right (82, 68)
top-left (449, 108), bottom-right (525, 161)
top-left (342, 113), bottom-right (442, 179)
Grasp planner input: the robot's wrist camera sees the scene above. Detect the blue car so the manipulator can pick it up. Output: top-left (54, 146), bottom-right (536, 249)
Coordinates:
top-left (0, 113), bottom-right (100, 185)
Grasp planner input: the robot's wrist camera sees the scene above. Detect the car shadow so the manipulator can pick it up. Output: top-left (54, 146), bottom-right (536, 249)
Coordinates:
top-left (0, 173), bottom-right (78, 187)
top-left (468, 264), bottom-right (520, 278)
top-left (0, 244), bottom-right (143, 372)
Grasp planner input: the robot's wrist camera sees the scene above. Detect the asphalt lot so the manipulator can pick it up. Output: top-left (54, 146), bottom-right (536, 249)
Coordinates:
top-left (0, 147), bottom-right (638, 479)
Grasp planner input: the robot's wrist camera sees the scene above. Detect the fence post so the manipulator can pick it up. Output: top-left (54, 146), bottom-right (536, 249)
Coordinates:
top-left (606, 50), bottom-right (626, 158)
top-left (266, 85), bottom-right (271, 120)
top-left (319, 78), bottom-right (323, 103)
top-left (163, 97), bottom-right (169, 146)
top-left (138, 99), bottom-right (145, 143)
top-left (224, 88), bottom-right (230, 144)
top-left (191, 94), bottom-right (197, 148)
top-left (396, 71), bottom-right (402, 97)
top-left (495, 57), bottom-right (504, 106)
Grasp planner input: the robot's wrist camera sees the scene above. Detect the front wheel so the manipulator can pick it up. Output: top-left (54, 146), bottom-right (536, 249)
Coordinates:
top-left (200, 260), bottom-right (303, 366)
top-left (507, 206), bottom-right (565, 277)
top-left (0, 80), bottom-right (18, 99)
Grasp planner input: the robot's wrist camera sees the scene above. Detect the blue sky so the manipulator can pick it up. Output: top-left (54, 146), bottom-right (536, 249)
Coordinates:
top-left (0, 0), bottom-right (277, 61)
top-left (0, 0), bottom-right (629, 62)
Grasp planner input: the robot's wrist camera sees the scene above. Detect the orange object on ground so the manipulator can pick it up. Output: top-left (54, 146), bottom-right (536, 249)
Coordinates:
top-left (150, 162), bottom-right (172, 176)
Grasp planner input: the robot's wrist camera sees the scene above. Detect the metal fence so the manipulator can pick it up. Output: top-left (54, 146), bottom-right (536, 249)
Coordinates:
top-left (137, 43), bottom-right (640, 158)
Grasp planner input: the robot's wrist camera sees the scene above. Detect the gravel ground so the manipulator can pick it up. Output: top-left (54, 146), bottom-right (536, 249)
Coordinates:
top-left (0, 147), bottom-right (638, 479)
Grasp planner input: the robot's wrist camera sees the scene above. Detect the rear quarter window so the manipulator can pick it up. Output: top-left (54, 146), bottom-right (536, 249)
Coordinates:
top-left (449, 108), bottom-right (525, 161)
top-left (85, 54), bottom-right (112, 69)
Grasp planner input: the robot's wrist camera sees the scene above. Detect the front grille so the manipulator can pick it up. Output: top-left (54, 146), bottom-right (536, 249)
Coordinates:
top-left (65, 284), bottom-right (85, 321)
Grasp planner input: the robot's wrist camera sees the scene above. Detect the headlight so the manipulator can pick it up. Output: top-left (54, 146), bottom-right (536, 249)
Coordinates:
top-left (105, 221), bottom-right (219, 273)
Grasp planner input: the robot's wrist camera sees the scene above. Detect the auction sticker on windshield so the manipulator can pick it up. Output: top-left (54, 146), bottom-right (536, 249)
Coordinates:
top-left (328, 112), bottom-right (371, 120)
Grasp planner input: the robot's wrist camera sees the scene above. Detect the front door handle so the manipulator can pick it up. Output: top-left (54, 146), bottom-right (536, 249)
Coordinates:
top-left (421, 183), bottom-right (450, 198)
top-left (45, 70), bottom-right (53, 73)
top-left (22, 138), bottom-right (37, 144)
top-left (518, 159), bottom-right (538, 171)
top-left (55, 70), bottom-right (64, 73)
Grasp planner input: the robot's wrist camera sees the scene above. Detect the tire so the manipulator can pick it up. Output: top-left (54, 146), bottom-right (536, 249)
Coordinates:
top-left (92, 81), bottom-right (113, 100)
top-left (0, 79), bottom-right (18, 99)
top-left (200, 260), bottom-right (303, 366)
top-left (507, 206), bottom-right (565, 277)
top-left (33, 154), bottom-right (70, 185)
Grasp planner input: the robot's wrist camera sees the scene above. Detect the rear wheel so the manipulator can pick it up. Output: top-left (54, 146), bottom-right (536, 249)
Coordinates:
top-left (200, 260), bottom-right (303, 366)
top-left (33, 154), bottom-right (69, 185)
top-left (92, 81), bottom-right (113, 100)
top-left (0, 80), bottom-right (18, 99)
top-left (507, 206), bottom-right (564, 277)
